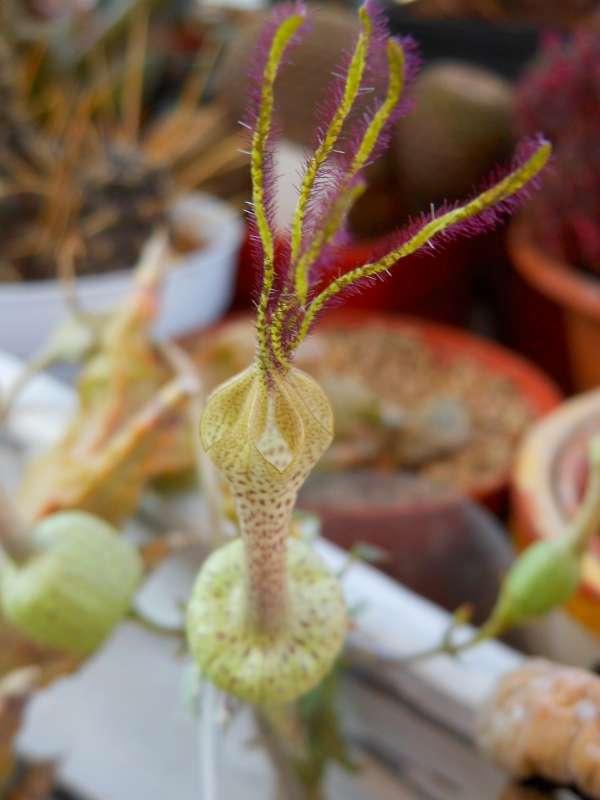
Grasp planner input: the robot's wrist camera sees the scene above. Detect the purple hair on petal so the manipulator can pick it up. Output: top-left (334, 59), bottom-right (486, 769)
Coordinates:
top-left (307, 0), bottom-right (389, 155)
top-left (312, 134), bottom-right (550, 311)
top-left (338, 35), bottom-right (420, 178)
top-left (241, 1), bottom-right (307, 302)
top-left (297, 33), bottom-right (421, 285)
top-left (293, 0), bottom-right (388, 238)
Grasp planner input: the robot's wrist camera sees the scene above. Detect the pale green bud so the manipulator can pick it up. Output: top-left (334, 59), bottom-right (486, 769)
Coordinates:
top-left (492, 538), bottom-right (581, 628)
top-left (1, 511), bottom-right (142, 655)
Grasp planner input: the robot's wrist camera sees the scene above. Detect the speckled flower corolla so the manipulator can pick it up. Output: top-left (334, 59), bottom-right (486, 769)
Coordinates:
top-left (186, 0), bottom-right (551, 706)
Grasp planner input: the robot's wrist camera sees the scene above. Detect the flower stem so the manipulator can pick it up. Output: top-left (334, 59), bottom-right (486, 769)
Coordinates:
top-left (237, 491), bottom-right (292, 635)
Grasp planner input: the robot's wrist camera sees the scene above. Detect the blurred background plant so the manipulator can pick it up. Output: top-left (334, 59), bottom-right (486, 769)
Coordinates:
top-left (515, 23), bottom-right (600, 276)
top-left (0, 0), bottom-right (248, 283)
top-left (398, 0), bottom-right (597, 26)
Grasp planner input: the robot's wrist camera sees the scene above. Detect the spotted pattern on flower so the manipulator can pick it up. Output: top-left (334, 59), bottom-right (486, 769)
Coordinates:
top-left (186, 538), bottom-right (346, 705)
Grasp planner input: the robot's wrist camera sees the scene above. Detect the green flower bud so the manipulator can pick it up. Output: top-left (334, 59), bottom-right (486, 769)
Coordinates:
top-left (492, 538), bottom-right (581, 628)
top-left (1, 511), bottom-right (142, 655)
top-left (186, 537), bottom-right (347, 706)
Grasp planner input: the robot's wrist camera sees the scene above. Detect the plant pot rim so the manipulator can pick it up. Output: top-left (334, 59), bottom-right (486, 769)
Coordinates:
top-left (508, 218), bottom-right (600, 320)
top-left (512, 389), bottom-right (600, 621)
top-left (0, 192), bottom-right (241, 302)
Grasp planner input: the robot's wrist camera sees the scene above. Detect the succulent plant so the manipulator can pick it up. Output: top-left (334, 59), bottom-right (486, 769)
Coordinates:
top-left (515, 23), bottom-right (600, 274)
top-left (1, 511), bottom-right (142, 656)
top-left (186, 0), bottom-right (549, 708)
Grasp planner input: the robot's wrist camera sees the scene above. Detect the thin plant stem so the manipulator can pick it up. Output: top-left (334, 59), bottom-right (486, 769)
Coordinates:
top-left (0, 349), bottom-right (58, 426)
top-left (128, 608), bottom-right (184, 641)
top-left (254, 712), bottom-right (307, 800)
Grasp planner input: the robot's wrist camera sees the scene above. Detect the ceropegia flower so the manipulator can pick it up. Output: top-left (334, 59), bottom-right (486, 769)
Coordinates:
top-left (186, 0), bottom-right (551, 706)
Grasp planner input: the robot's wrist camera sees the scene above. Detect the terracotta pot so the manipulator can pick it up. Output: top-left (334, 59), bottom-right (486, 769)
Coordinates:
top-left (508, 220), bottom-right (600, 392)
top-left (232, 228), bottom-right (475, 326)
top-left (512, 390), bottom-right (600, 642)
top-left (299, 469), bottom-right (514, 621)
top-left (321, 310), bottom-right (561, 506)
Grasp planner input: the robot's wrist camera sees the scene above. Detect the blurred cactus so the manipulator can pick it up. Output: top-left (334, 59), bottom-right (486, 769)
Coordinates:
top-left (392, 61), bottom-right (514, 213)
top-left (516, 23), bottom-right (600, 274)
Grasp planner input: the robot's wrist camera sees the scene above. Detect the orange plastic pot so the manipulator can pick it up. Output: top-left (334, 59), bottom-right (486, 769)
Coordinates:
top-left (232, 227), bottom-right (475, 325)
top-left (508, 220), bottom-right (600, 392)
top-left (511, 390), bottom-right (600, 636)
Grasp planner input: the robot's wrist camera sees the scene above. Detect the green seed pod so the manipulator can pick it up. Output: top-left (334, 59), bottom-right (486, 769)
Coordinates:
top-left (1, 511), bottom-right (142, 655)
top-left (186, 537), bottom-right (347, 706)
top-left (492, 538), bottom-right (581, 629)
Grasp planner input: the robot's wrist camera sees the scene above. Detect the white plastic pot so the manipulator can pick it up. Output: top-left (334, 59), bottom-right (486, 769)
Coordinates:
top-left (0, 192), bottom-right (244, 358)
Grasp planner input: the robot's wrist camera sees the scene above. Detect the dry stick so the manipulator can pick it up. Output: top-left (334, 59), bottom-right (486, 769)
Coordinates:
top-left (180, 40), bottom-right (223, 111)
top-left (145, 37), bottom-right (224, 160)
top-left (174, 133), bottom-right (248, 193)
top-left (37, 97), bottom-right (93, 258)
top-left (41, 86), bottom-right (72, 140)
top-left (0, 150), bottom-right (43, 191)
top-left (20, 41), bottom-right (47, 97)
top-left (0, 350), bottom-right (58, 427)
top-left (142, 106), bottom-right (230, 167)
top-left (158, 342), bottom-right (226, 548)
top-left (0, 484), bottom-right (34, 563)
top-left (120, 3), bottom-right (148, 145)
top-left (57, 237), bottom-right (86, 320)
top-left (87, 44), bottom-right (120, 124)
top-left (80, 207), bottom-right (121, 238)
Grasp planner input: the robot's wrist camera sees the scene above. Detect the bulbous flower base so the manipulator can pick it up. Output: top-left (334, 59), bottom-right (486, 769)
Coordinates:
top-left (186, 537), bottom-right (347, 705)
top-left (1, 511), bottom-right (142, 656)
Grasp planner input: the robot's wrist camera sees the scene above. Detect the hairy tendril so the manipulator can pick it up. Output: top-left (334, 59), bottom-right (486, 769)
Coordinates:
top-left (252, 11), bottom-right (306, 378)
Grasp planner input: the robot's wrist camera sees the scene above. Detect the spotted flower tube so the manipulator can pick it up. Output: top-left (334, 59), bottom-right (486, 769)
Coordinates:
top-left (186, 0), bottom-right (551, 706)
